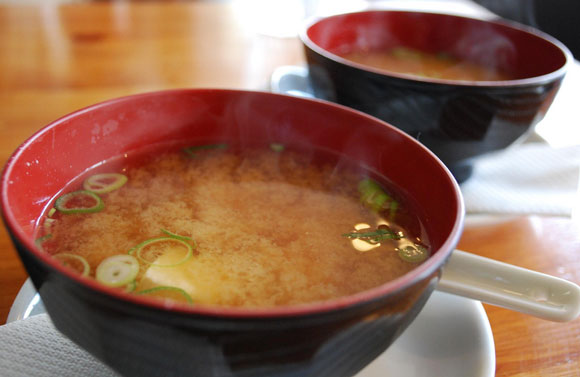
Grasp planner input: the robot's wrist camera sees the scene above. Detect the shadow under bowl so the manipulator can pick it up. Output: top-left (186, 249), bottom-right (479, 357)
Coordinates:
top-left (300, 10), bottom-right (573, 183)
top-left (1, 89), bottom-right (463, 377)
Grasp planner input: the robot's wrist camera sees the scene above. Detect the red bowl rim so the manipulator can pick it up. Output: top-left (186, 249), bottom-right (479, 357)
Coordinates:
top-left (300, 9), bottom-right (573, 88)
top-left (1, 88), bottom-right (465, 319)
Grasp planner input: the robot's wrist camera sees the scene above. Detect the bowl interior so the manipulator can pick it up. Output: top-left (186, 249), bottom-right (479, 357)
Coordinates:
top-left (1, 89), bottom-right (463, 315)
top-left (304, 10), bottom-right (569, 82)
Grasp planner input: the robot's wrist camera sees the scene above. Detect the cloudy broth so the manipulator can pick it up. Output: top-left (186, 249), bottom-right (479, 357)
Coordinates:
top-left (36, 143), bottom-right (430, 308)
top-left (341, 46), bottom-right (513, 81)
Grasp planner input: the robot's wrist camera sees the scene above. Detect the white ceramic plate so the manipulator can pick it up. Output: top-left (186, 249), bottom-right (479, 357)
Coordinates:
top-left (9, 279), bottom-right (495, 377)
top-left (357, 290), bottom-right (495, 377)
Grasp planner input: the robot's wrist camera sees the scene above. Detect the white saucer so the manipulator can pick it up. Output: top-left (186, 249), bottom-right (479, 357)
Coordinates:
top-left (8, 279), bottom-right (495, 377)
top-left (357, 290), bottom-right (495, 377)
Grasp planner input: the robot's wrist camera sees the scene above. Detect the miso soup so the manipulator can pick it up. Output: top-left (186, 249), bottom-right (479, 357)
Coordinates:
top-left (341, 46), bottom-right (513, 81)
top-left (36, 143), bottom-right (430, 308)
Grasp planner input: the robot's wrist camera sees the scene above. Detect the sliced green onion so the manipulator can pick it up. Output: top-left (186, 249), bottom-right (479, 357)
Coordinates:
top-left (136, 286), bottom-right (193, 304)
top-left (125, 280), bottom-right (137, 293)
top-left (47, 208), bottom-right (56, 217)
top-left (183, 144), bottom-right (227, 158)
top-left (358, 178), bottom-right (398, 216)
top-left (343, 228), bottom-right (401, 242)
top-left (389, 201), bottom-right (399, 219)
top-left (160, 229), bottom-right (197, 246)
top-left (55, 190), bottom-right (104, 214)
top-left (53, 253), bottom-right (90, 277)
top-left (270, 143), bottom-right (285, 152)
top-left (372, 191), bottom-right (390, 211)
top-left (96, 254), bottom-right (139, 287)
top-left (43, 218), bottom-right (56, 234)
top-left (134, 237), bottom-right (193, 267)
top-left (35, 234), bottom-right (52, 250)
top-left (397, 244), bottom-right (429, 263)
top-left (83, 173), bottom-right (128, 194)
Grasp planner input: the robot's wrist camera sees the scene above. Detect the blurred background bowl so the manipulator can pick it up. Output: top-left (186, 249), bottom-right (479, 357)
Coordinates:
top-left (300, 10), bottom-right (573, 183)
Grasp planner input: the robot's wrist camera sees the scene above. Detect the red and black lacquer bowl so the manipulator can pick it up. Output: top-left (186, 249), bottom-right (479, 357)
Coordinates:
top-left (1, 89), bottom-right (463, 377)
top-left (300, 10), bottom-right (572, 183)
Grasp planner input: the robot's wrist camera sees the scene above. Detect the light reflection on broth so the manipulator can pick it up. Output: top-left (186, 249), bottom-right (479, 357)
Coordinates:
top-left (37, 144), bottom-right (430, 308)
top-left (351, 223), bottom-right (381, 252)
top-left (340, 46), bottom-right (513, 81)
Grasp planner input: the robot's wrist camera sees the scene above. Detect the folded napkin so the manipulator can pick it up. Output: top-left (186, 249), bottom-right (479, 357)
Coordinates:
top-left (0, 313), bottom-right (118, 377)
top-left (461, 142), bottom-right (580, 217)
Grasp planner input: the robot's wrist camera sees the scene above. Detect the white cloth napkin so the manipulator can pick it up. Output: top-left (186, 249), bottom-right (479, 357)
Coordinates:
top-left (461, 142), bottom-right (580, 217)
top-left (0, 313), bottom-right (118, 377)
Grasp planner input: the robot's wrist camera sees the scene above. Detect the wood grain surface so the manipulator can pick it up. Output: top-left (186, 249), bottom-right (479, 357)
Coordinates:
top-left (0, 2), bottom-right (578, 376)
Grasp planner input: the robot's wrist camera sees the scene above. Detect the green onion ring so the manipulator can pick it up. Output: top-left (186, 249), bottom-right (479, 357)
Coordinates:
top-left (35, 234), bottom-right (52, 251)
top-left (136, 286), bottom-right (193, 304)
top-left (397, 244), bottom-right (429, 263)
top-left (55, 190), bottom-right (104, 214)
top-left (96, 254), bottom-right (139, 287)
top-left (53, 253), bottom-right (91, 277)
top-left (134, 237), bottom-right (193, 267)
top-left (160, 229), bottom-right (197, 247)
top-left (83, 173), bottom-right (128, 194)
top-left (125, 280), bottom-right (137, 293)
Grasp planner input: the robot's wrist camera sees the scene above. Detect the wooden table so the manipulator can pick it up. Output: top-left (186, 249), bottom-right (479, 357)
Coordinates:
top-left (0, 2), bottom-right (578, 376)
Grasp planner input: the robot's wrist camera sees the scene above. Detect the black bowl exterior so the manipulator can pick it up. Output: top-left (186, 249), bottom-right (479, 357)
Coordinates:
top-left (304, 46), bottom-right (564, 183)
top-left (13, 236), bottom-right (439, 377)
top-left (301, 10), bottom-right (571, 183)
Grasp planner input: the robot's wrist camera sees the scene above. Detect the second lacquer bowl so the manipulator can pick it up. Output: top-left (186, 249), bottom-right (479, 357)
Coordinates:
top-left (300, 10), bottom-right (573, 182)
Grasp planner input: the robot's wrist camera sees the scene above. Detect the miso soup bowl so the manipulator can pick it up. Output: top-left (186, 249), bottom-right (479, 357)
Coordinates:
top-left (1, 89), bottom-right (578, 377)
top-left (300, 10), bottom-right (573, 183)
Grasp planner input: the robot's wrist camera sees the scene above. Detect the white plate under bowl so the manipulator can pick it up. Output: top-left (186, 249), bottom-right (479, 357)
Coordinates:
top-left (8, 279), bottom-right (495, 377)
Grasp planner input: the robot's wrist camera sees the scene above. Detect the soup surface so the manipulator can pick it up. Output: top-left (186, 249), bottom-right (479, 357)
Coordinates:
top-left (37, 144), bottom-right (429, 308)
top-left (340, 46), bottom-right (513, 81)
